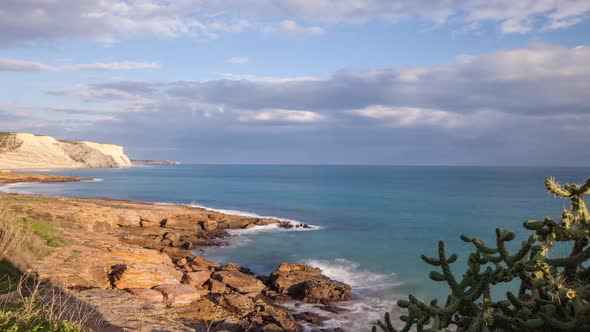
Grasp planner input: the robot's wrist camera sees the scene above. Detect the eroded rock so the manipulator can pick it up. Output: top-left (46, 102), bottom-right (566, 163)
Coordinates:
top-left (257, 299), bottom-right (301, 332)
top-left (108, 263), bottom-right (183, 289)
top-left (213, 293), bottom-right (256, 316)
top-left (302, 279), bottom-right (351, 304)
top-left (190, 256), bottom-right (220, 271)
top-left (268, 263), bottom-right (351, 303)
top-left (212, 270), bottom-right (266, 294)
top-left (154, 284), bottom-right (200, 307)
top-left (199, 219), bottom-right (217, 231)
top-left (207, 279), bottom-right (227, 294)
top-left (126, 288), bottom-right (164, 302)
top-left (182, 270), bottom-right (211, 287)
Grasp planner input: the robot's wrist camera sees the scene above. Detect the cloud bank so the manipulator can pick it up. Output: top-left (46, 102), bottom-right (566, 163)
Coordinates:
top-left (1, 0), bottom-right (589, 46)
top-left (4, 43), bottom-right (586, 165)
top-left (0, 57), bottom-right (160, 71)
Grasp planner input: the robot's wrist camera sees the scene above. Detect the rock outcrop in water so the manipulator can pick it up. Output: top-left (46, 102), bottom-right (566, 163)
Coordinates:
top-left (267, 263), bottom-right (352, 303)
top-left (0, 132), bottom-right (132, 169)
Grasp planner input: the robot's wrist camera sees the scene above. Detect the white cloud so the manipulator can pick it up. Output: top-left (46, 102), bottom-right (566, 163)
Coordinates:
top-left (42, 44), bottom-right (590, 125)
top-left (352, 106), bottom-right (466, 128)
top-left (0, 57), bottom-right (160, 72)
top-left (0, 0), bottom-right (588, 46)
top-left (239, 109), bottom-right (324, 123)
top-left (218, 73), bottom-right (322, 83)
top-left (57, 61), bottom-right (160, 71)
top-left (227, 57), bottom-right (249, 65)
top-left (275, 20), bottom-right (325, 37)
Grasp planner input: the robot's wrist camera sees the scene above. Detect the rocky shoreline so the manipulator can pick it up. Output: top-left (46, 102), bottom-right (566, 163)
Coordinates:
top-left (0, 170), bottom-right (87, 184)
top-left (0, 174), bottom-right (352, 331)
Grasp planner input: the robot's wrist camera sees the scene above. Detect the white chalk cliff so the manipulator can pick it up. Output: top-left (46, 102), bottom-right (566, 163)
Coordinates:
top-left (0, 133), bottom-right (132, 169)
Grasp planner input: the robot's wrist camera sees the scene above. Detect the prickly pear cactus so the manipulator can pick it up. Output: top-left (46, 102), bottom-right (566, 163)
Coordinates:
top-left (373, 177), bottom-right (590, 332)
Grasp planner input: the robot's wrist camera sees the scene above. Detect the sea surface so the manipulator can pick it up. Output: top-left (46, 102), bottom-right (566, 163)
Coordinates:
top-left (2, 165), bottom-right (588, 330)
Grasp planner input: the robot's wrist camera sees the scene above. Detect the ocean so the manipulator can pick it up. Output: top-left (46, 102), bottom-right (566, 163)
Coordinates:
top-left (2, 165), bottom-right (588, 330)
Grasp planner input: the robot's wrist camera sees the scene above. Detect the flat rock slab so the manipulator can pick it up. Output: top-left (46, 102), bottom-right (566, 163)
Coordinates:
top-left (190, 256), bottom-right (220, 270)
top-left (155, 284), bottom-right (201, 307)
top-left (212, 270), bottom-right (266, 294)
top-left (183, 270), bottom-right (211, 287)
top-left (75, 288), bottom-right (194, 331)
top-left (109, 263), bottom-right (183, 289)
top-left (127, 288), bottom-right (164, 302)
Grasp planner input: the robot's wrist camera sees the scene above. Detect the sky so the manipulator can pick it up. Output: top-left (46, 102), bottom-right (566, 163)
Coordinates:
top-left (1, 0), bottom-right (590, 165)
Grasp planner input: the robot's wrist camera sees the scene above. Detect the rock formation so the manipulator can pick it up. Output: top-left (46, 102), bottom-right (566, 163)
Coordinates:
top-left (0, 189), bottom-right (346, 331)
top-left (268, 263), bottom-right (352, 303)
top-left (0, 132), bottom-right (132, 169)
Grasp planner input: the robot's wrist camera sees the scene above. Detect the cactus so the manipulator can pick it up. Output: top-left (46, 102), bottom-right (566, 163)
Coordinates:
top-left (373, 177), bottom-right (590, 331)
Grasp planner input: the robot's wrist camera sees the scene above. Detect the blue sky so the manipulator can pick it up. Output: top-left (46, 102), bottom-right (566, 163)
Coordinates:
top-left (1, 1), bottom-right (590, 165)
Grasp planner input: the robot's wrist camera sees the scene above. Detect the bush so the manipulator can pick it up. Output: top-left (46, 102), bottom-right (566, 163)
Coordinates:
top-left (373, 177), bottom-right (590, 332)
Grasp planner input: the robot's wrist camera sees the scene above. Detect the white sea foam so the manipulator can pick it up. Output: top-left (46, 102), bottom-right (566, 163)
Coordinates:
top-left (0, 182), bottom-right (37, 193)
top-left (281, 259), bottom-right (404, 331)
top-left (305, 258), bottom-right (403, 290)
top-left (153, 201), bottom-right (321, 249)
top-left (186, 202), bottom-right (322, 231)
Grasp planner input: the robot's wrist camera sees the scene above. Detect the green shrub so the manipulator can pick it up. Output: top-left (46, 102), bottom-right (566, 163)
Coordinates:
top-left (373, 177), bottom-right (590, 332)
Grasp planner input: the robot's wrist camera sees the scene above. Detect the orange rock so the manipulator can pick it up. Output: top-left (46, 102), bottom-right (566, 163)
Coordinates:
top-left (107, 247), bottom-right (173, 266)
top-left (211, 270), bottom-right (265, 294)
top-left (195, 286), bottom-right (210, 296)
top-left (154, 284), bottom-right (200, 307)
top-left (268, 263), bottom-right (351, 303)
top-left (207, 279), bottom-right (226, 294)
top-left (275, 263), bottom-right (321, 274)
top-left (127, 288), bottom-right (164, 302)
top-left (213, 293), bottom-right (255, 316)
top-left (190, 256), bottom-right (220, 270)
top-left (160, 217), bottom-right (199, 230)
top-left (108, 263), bottom-right (183, 289)
top-left (199, 219), bottom-right (217, 231)
top-left (182, 270), bottom-right (211, 287)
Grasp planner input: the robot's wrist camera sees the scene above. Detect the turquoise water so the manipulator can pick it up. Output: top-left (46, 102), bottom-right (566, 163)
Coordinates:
top-left (3, 165), bottom-right (589, 330)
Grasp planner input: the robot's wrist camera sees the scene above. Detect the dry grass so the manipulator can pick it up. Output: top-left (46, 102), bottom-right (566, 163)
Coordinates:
top-left (0, 275), bottom-right (102, 331)
top-left (0, 209), bottom-right (31, 261)
top-left (0, 208), bottom-right (104, 331)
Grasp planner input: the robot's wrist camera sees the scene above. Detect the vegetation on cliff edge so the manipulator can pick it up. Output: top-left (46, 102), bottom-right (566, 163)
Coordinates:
top-left (0, 209), bottom-right (87, 331)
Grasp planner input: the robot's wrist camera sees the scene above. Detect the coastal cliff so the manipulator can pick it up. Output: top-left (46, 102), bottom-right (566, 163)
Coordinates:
top-left (0, 132), bottom-right (132, 169)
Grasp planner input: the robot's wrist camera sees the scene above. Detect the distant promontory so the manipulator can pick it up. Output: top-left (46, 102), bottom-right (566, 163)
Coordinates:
top-left (0, 132), bottom-right (132, 169)
top-left (131, 160), bottom-right (181, 165)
